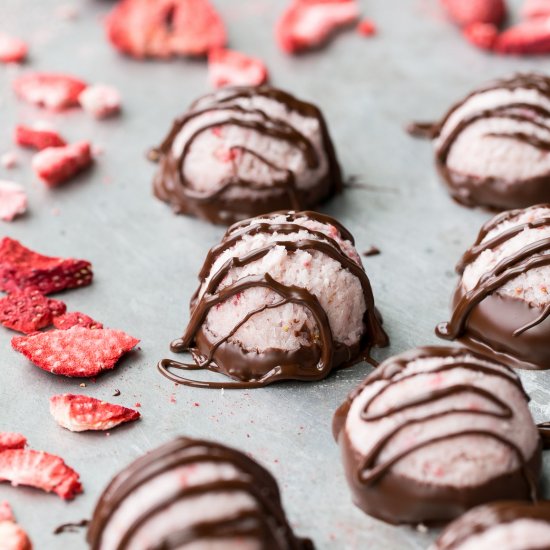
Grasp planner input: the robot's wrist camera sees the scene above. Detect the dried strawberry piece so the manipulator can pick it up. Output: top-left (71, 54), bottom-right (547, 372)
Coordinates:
top-left (12, 326), bottom-right (140, 378)
top-left (463, 21), bottom-right (499, 49)
top-left (494, 17), bottom-right (550, 54)
top-left (106, 0), bottom-right (226, 59)
top-left (78, 84), bottom-right (121, 118)
top-left (32, 141), bottom-right (93, 187)
top-left (53, 311), bottom-right (103, 330)
top-left (0, 501), bottom-right (15, 522)
top-left (0, 237), bottom-right (93, 295)
top-left (276, 0), bottom-right (360, 54)
top-left (12, 73), bottom-right (87, 110)
top-left (440, 0), bottom-right (506, 27)
top-left (0, 289), bottom-right (66, 334)
top-left (0, 181), bottom-right (27, 222)
top-left (0, 502), bottom-right (31, 550)
top-left (357, 18), bottom-right (377, 36)
top-left (50, 394), bottom-right (140, 432)
top-left (0, 33), bottom-right (28, 64)
top-left (14, 125), bottom-right (66, 151)
top-left (208, 48), bottom-right (268, 88)
top-left (1, 152), bottom-right (18, 170)
top-left (522, 0), bottom-right (550, 20)
top-left (0, 449), bottom-right (82, 500)
top-left (0, 433), bottom-right (27, 453)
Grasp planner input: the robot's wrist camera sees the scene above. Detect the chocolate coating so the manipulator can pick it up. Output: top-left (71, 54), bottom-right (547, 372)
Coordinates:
top-left (432, 501), bottom-right (550, 550)
top-left (410, 73), bottom-right (550, 210)
top-left (151, 85), bottom-right (342, 225)
top-left (87, 437), bottom-right (313, 550)
top-left (437, 205), bottom-right (550, 370)
top-left (158, 210), bottom-right (388, 389)
top-left (333, 346), bottom-right (542, 525)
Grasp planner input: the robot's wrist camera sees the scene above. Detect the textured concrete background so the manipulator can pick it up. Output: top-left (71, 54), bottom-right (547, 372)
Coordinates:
top-left (0, 0), bottom-right (549, 548)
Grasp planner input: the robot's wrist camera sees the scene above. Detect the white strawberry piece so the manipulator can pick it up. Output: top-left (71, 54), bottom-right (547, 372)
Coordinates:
top-left (0, 182), bottom-right (27, 222)
top-left (78, 84), bottom-right (121, 118)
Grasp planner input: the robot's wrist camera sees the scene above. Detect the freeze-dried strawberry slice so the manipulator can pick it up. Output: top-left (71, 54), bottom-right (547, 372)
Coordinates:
top-left (0, 33), bottom-right (28, 64)
top-left (50, 394), bottom-right (140, 432)
top-left (0, 237), bottom-right (93, 294)
top-left (53, 311), bottom-right (103, 330)
top-left (276, 0), bottom-right (360, 54)
top-left (78, 84), bottom-right (121, 118)
top-left (14, 125), bottom-right (66, 151)
top-left (0, 433), bottom-right (27, 453)
top-left (0, 181), bottom-right (27, 222)
top-left (0, 288), bottom-right (66, 334)
top-left (208, 49), bottom-right (268, 88)
top-left (12, 73), bottom-right (87, 110)
top-left (106, 0), bottom-right (226, 59)
top-left (440, 0), bottom-right (506, 27)
top-left (32, 141), bottom-right (93, 187)
top-left (12, 326), bottom-right (140, 378)
top-left (463, 21), bottom-right (499, 49)
top-left (0, 449), bottom-right (82, 500)
top-left (522, 0), bottom-right (550, 20)
top-left (0, 519), bottom-right (31, 550)
top-left (494, 17), bottom-right (550, 54)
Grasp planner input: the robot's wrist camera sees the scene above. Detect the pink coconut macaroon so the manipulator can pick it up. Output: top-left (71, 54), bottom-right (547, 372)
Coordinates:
top-left (333, 346), bottom-right (542, 525)
top-left (159, 210), bottom-right (388, 388)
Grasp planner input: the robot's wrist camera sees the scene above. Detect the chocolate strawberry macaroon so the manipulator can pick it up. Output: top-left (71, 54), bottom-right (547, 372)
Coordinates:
top-left (437, 204), bottom-right (550, 370)
top-left (333, 346), bottom-right (542, 525)
top-left (409, 73), bottom-right (550, 210)
top-left (87, 437), bottom-right (313, 549)
top-left (158, 210), bottom-right (388, 388)
top-left (431, 501), bottom-right (550, 550)
top-left (150, 86), bottom-right (342, 225)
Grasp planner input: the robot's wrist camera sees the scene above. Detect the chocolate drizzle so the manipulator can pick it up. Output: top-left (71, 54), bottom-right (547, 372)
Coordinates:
top-left (437, 204), bottom-right (550, 370)
top-left (158, 210), bottom-right (388, 389)
top-left (151, 85), bottom-right (342, 225)
top-left (87, 438), bottom-right (313, 550)
top-left (333, 346), bottom-right (542, 525)
top-left (411, 73), bottom-right (550, 210)
top-left (433, 501), bottom-right (550, 550)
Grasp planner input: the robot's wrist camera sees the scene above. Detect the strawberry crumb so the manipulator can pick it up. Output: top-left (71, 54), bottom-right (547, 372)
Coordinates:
top-left (0, 152), bottom-right (18, 169)
top-left (134, 402), bottom-right (141, 408)
top-left (357, 19), bottom-right (377, 36)
top-left (0, 33), bottom-right (28, 64)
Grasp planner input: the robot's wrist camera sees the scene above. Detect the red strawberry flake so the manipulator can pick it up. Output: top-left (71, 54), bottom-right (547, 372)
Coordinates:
top-left (0, 237), bottom-right (93, 295)
top-left (463, 22), bottom-right (499, 49)
top-left (440, 0), bottom-right (506, 27)
top-left (0, 289), bottom-right (66, 334)
top-left (208, 48), bottom-right (268, 88)
top-left (0, 449), bottom-right (82, 500)
top-left (0, 181), bottom-right (27, 222)
top-left (0, 520), bottom-right (31, 550)
top-left (522, 0), bottom-right (550, 20)
top-left (12, 326), bottom-right (140, 378)
top-left (50, 394), bottom-right (140, 432)
top-left (53, 311), bottom-right (103, 330)
top-left (0, 33), bottom-right (28, 64)
top-left (494, 17), bottom-right (550, 54)
top-left (32, 141), bottom-right (93, 187)
top-left (106, 0), bottom-right (226, 59)
top-left (14, 125), bottom-right (66, 151)
top-left (357, 18), bottom-right (377, 36)
top-left (12, 73), bottom-right (87, 111)
top-left (78, 84), bottom-right (121, 118)
top-left (276, 0), bottom-right (360, 54)
top-left (0, 433), bottom-right (27, 453)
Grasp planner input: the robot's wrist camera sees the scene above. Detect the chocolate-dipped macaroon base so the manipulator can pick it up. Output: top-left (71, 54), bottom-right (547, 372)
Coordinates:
top-left (333, 347), bottom-right (542, 525)
top-left (432, 501), bottom-right (550, 550)
top-left (87, 438), bottom-right (313, 550)
top-left (437, 205), bottom-right (550, 370)
top-left (151, 86), bottom-right (342, 225)
top-left (159, 211), bottom-right (388, 389)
